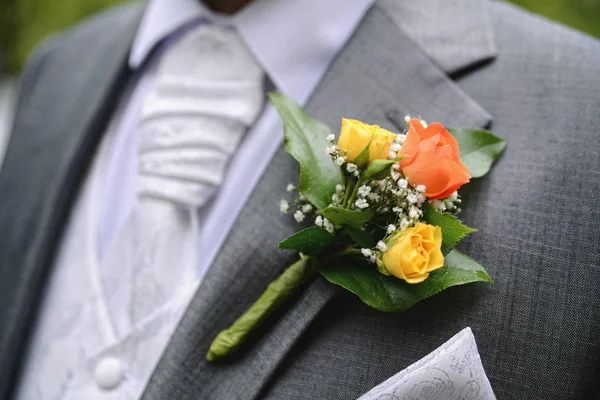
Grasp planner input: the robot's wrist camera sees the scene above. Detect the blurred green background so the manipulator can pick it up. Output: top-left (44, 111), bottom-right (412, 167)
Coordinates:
top-left (1, 0), bottom-right (600, 74)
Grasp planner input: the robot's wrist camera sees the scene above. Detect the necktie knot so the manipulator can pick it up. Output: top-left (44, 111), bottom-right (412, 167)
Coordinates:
top-left (137, 24), bottom-right (264, 207)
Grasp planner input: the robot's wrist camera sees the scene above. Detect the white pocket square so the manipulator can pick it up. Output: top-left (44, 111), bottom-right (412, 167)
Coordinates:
top-left (357, 328), bottom-right (495, 400)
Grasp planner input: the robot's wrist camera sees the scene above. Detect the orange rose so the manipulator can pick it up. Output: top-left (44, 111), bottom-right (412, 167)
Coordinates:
top-left (399, 119), bottom-right (470, 199)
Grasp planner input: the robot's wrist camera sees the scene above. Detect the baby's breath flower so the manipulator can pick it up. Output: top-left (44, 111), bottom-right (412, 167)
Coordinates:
top-left (415, 185), bottom-right (426, 193)
top-left (432, 200), bottom-right (447, 212)
top-left (315, 215), bottom-right (323, 227)
top-left (367, 192), bottom-right (381, 202)
top-left (409, 206), bottom-right (420, 219)
top-left (376, 241), bottom-right (388, 252)
top-left (293, 210), bottom-right (305, 223)
top-left (286, 183), bottom-right (296, 192)
top-left (406, 193), bottom-right (418, 204)
top-left (392, 206), bottom-right (403, 214)
top-left (346, 163), bottom-right (358, 173)
top-left (387, 224), bottom-right (397, 234)
top-left (449, 191), bottom-right (459, 201)
top-left (331, 193), bottom-right (339, 203)
top-left (327, 134), bottom-right (335, 142)
top-left (358, 185), bottom-right (372, 197)
top-left (404, 115), bottom-right (411, 124)
top-left (396, 134), bottom-right (407, 144)
top-left (355, 198), bottom-right (369, 209)
top-left (400, 218), bottom-right (410, 230)
top-left (361, 248), bottom-right (373, 258)
top-left (298, 193), bottom-right (306, 201)
top-left (397, 179), bottom-right (408, 189)
top-left (302, 204), bottom-right (313, 213)
top-left (417, 194), bottom-right (426, 204)
top-left (323, 218), bottom-right (335, 233)
top-left (353, 170), bottom-right (360, 177)
top-left (390, 143), bottom-right (401, 153)
top-left (336, 184), bottom-right (344, 193)
top-left (326, 146), bottom-right (337, 155)
top-left (391, 171), bottom-right (401, 181)
top-left (280, 199), bottom-right (290, 213)
top-left (391, 163), bottom-right (400, 171)
top-left (336, 156), bottom-right (346, 166)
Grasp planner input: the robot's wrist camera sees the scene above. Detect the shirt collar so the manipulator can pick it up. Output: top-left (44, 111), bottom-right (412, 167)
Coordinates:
top-left (129, 0), bottom-right (375, 104)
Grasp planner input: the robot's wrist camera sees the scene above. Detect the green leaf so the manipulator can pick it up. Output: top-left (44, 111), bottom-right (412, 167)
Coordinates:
top-left (278, 227), bottom-right (334, 256)
top-left (319, 250), bottom-right (492, 313)
top-left (343, 226), bottom-right (377, 248)
top-left (448, 128), bottom-right (507, 178)
top-left (422, 202), bottom-right (477, 254)
top-left (363, 156), bottom-right (404, 181)
top-left (270, 92), bottom-right (339, 209)
top-left (352, 140), bottom-right (372, 168)
top-left (321, 207), bottom-right (374, 229)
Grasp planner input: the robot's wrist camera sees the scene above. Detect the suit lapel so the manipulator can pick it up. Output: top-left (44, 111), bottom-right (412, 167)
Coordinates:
top-left (143, 1), bottom-right (496, 399)
top-left (0, 4), bottom-right (145, 398)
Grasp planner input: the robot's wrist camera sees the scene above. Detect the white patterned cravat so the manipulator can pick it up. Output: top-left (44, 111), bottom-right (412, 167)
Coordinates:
top-left (103, 23), bottom-right (265, 332)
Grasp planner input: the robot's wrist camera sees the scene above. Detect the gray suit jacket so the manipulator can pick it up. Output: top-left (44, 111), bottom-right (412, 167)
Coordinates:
top-left (1, 0), bottom-right (599, 399)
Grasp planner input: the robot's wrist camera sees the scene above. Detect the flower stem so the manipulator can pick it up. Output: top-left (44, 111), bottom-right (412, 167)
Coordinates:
top-left (342, 176), bottom-right (356, 208)
top-left (346, 177), bottom-right (364, 209)
top-left (206, 256), bottom-right (317, 362)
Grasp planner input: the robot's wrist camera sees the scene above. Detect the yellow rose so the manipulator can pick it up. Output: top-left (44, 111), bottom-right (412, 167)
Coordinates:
top-left (382, 223), bottom-right (444, 284)
top-left (338, 119), bottom-right (396, 167)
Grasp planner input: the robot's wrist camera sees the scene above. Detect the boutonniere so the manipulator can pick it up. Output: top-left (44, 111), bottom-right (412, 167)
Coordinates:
top-left (206, 93), bottom-right (506, 361)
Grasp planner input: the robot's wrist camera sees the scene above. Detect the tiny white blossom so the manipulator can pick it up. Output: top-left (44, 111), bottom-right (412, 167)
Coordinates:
top-left (361, 248), bottom-right (373, 258)
top-left (336, 156), bottom-right (346, 166)
top-left (417, 194), bottom-right (426, 204)
top-left (409, 206), bottom-right (420, 219)
top-left (302, 204), bottom-right (313, 213)
top-left (406, 193), bottom-right (418, 204)
top-left (445, 200), bottom-right (455, 210)
top-left (397, 179), bottom-right (408, 189)
top-left (358, 185), bottom-right (372, 197)
top-left (280, 199), bottom-right (290, 213)
top-left (293, 210), bottom-right (305, 223)
top-left (367, 192), bottom-right (381, 202)
top-left (323, 218), bottom-right (335, 233)
top-left (346, 163), bottom-right (358, 173)
top-left (336, 184), bottom-right (344, 193)
top-left (315, 215), bottom-right (324, 227)
top-left (432, 200), bottom-right (447, 212)
top-left (353, 170), bottom-right (360, 177)
top-left (386, 224), bottom-right (397, 234)
top-left (396, 134), bottom-right (406, 144)
top-left (391, 171), bottom-right (401, 181)
top-left (391, 163), bottom-right (400, 171)
top-left (449, 191), bottom-right (459, 201)
top-left (286, 184), bottom-right (296, 192)
top-left (298, 193), bottom-right (306, 201)
top-left (400, 218), bottom-right (410, 230)
top-left (355, 198), bottom-right (369, 209)
top-left (404, 115), bottom-right (411, 124)
top-left (327, 134), bottom-right (335, 142)
top-left (369, 254), bottom-right (377, 263)
top-left (326, 146), bottom-right (337, 155)
top-left (390, 143), bottom-right (401, 152)
top-left (392, 206), bottom-right (403, 214)
top-left (376, 241), bottom-right (388, 252)
top-left (388, 150), bottom-right (397, 158)
top-left (331, 193), bottom-right (339, 203)
top-left (416, 185), bottom-right (426, 193)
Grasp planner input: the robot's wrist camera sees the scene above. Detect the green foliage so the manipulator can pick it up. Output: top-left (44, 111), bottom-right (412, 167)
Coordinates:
top-left (270, 93), bottom-right (338, 210)
top-left (319, 250), bottom-right (492, 313)
top-left (320, 207), bottom-right (374, 229)
top-left (422, 202), bottom-right (477, 255)
top-left (363, 156), bottom-right (404, 181)
top-left (343, 226), bottom-right (376, 248)
top-left (278, 227), bottom-right (334, 256)
top-left (448, 128), bottom-right (507, 179)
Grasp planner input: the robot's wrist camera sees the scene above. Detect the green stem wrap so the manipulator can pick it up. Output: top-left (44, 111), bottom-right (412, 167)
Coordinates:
top-left (206, 256), bottom-right (317, 361)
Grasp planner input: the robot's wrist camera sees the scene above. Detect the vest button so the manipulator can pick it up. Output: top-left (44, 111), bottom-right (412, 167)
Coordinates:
top-left (94, 356), bottom-right (124, 390)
